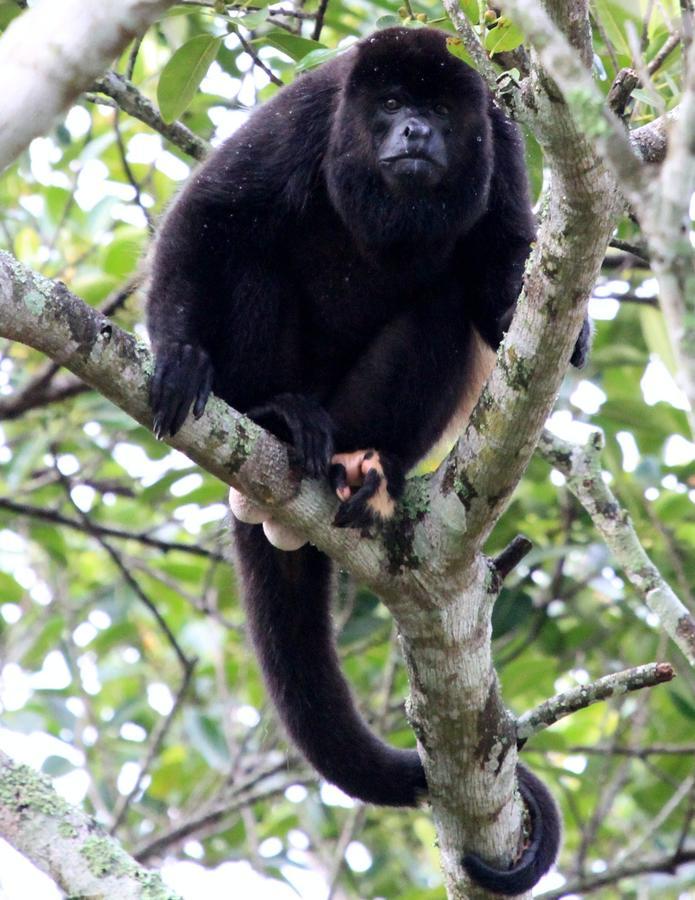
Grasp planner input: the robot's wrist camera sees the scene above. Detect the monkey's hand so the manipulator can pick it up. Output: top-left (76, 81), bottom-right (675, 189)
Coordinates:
top-left (570, 316), bottom-right (593, 368)
top-left (248, 393), bottom-right (335, 479)
top-left (151, 342), bottom-right (214, 439)
top-left (330, 450), bottom-right (405, 528)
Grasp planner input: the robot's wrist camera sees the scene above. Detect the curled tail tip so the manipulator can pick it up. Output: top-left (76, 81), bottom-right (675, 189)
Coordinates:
top-left (461, 850), bottom-right (550, 897)
top-left (461, 766), bottom-right (561, 896)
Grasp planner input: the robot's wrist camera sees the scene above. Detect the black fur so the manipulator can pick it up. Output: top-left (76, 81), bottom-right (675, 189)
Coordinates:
top-left (147, 27), bottom-right (584, 894)
top-left (463, 766), bottom-right (562, 895)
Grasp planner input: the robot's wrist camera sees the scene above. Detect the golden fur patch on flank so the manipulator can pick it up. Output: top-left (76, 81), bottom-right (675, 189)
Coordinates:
top-left (424, 328), bottom-right (497, 468)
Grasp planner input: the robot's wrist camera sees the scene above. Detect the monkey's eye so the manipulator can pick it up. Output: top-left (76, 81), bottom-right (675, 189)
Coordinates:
top-left (433, 103), bottom-right (450, 116)
top-left (383, 97), bottom-right (402, 112)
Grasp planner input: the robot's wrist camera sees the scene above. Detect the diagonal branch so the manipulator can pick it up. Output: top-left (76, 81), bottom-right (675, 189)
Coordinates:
top-left (497, 0), bottom-right (649, 201)
top-left (517, 662), bottom-right (676, 740)
top-left (539, 428), bottom-right (695, 665)
top-left (0, 749), bottom-right (182, 900)
top-left (0, 0), bottom-right (180, 171)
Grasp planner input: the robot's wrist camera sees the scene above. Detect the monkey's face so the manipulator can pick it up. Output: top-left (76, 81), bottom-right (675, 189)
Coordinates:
top-left (374, 94), bottom-right (450, 191)
top-left (324, 28), bottom-right (494, 246)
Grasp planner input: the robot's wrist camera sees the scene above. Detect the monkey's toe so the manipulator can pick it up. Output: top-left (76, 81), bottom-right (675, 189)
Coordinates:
top-left (331, 450), bottom-right (403, 528)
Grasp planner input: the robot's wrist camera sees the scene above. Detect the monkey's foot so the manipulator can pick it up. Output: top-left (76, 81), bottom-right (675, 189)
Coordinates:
top-left (330, 450), bottom-right (405, 528)
top-left (248, 393), bottom-right (335, 478)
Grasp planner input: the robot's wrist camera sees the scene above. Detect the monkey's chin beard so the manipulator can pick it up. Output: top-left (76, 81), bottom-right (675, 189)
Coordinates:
top-left (380, 155), bottom-right (444, 190)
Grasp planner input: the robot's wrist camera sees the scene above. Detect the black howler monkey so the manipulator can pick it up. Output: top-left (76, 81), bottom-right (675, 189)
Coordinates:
top-left (147, 26), bottom-right (587, 895)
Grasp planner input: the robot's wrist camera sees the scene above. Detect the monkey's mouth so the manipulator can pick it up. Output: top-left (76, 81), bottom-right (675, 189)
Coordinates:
top-left (380, 154), bottom-right (443, 187)
top-left (380, 152), bottom-right (441, 168)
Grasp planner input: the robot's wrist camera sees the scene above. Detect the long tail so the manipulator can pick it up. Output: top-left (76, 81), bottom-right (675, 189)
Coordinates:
top-left (234, 521), bottom-right (560, 892)
top-left (233, 520), bottom-right (425, 805)
top-left (462, 764), bottom-right (562, 895)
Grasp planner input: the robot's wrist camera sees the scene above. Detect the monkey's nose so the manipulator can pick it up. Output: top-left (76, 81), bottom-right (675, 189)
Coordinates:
top-left (402, 118), bottom-right (432, 140)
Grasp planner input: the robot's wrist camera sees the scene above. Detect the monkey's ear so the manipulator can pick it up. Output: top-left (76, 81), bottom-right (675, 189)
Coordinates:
top-left (331, 450), bottom-right (405, 528)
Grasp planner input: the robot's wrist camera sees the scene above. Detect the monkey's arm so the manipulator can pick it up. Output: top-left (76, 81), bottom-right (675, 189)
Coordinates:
top-left (146, 189), bottom-right (230, 437)
top-left (465, 102), bottom-right (591, 366)
top-left (146, 70), bottom-right (339, 438)
top-left (463, 219), bottom-right (592, 369)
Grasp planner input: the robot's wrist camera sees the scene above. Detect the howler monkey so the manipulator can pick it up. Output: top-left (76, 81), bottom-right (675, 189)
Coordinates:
top-left (147, 26), bottom-right (587, 895)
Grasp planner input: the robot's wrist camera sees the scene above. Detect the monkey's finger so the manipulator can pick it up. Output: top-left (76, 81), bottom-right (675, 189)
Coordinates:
top-left (329, 462), bottom-right (351, 501)
top-left (333, 468), bottom-right (382, 528)
top-left (313, 427), bottom-right (334, 478)
top-left (168, 393), bottom-right (194, 437)
top-left (193, 363), bottom-right (213, 419)
top-left (331, 450), bottom-right (370, 486)
top-left (301, 426), bottom-right (319, 478)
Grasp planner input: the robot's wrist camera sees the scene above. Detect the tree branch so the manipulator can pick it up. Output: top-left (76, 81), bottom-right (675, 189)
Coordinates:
top-left (0, 497), bottom-right (226, 559)
top-left (539, 428), bottom-right (695, 665)
top-left (89, 74), bottom-right (209, 160)
top-left (517, 662), bottom-right (676, 740)
top-left (497, 0), bottom-right (649, 199)
top-left (0, 0), bottom-right (180, 171)
top-left (539, 849), bottom-right (695, 897)
top-left (0, 749), bottom-right (181, 900)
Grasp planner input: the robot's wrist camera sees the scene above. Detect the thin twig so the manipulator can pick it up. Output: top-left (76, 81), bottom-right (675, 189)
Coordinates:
top-left (135, 763), bottom-right (315, 861)
top-left (110, 658), bottom-right (197, 832)
top-left (311, 0), bottom-right (329, 41)
top-left (326, 625), bottom-right (400, 898)
top-left (0, 497), bottom-right (225, 559)
top-left (57, 467), bottom-right (196, 672)
top-left (234, 29), bottom-right (283, 86)
top-left (517, 662), bottom-right (675, 740)
top-left (616, 774), bottom-right (695, 863)
top-left (539, 849), bottom-right (695, 898)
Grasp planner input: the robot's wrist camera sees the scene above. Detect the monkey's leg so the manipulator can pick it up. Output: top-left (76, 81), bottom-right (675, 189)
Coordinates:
top-left (324, 299), bottom-right (473, 528)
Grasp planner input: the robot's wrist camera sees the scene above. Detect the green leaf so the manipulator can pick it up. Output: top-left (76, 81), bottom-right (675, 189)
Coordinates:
top-left (446, 36), bottom-right (474, 67)
top-left (6, 432), bottom-right (51, 490)
top-left (484, 17), bottom-right (524, 55)
top-left (256, 30), bottom-right (326, 62)
top-left (631, 87), bottom-right (661, 108)
top-left (295, 47), bottom-right (342, 73)
top-left (460, 0), bottom-right (479, 25)
top-left (592, 0), bottom-right (632, 58)
top-left (669, 691), bottom-right (695, 722)
top-left (236, 8), bottom-right (269, 29)
top-left (0, 3), bottom-right (21, 30)
top-left (639, 306), bottom-right (677, 375)
top-left (375, 15), bottom-right (403, 29)
top-left (102, 227), bottom-right (147, 278)
top-left (42, 755), bottom-right (75, 777)
top-left (0, 571), bottom-right (23, 604)
top-left (492, 589), bottom-right (534, 639)
top-left (158, 34), bottom-right (223, 124)
top-left (183, 709), bottom-right (230, 771)
top-left (20, 616), bottom-right (66, 669)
